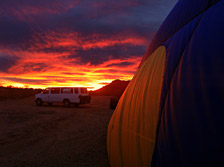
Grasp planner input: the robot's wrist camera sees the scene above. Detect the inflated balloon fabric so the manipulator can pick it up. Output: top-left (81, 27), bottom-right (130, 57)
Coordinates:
top-left (107, 0), bottom-right (224, 166)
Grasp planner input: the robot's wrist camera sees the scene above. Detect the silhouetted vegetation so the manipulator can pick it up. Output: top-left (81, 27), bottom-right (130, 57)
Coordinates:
top-left (0, 86), bottom-right (42, 100)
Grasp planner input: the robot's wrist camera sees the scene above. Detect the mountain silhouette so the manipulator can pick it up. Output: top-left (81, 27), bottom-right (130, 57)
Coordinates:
top-left (91, 79), bottom-right (130, 96)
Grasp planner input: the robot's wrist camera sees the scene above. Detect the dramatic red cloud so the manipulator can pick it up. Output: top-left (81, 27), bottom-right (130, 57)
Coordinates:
top-left (1, 0), bottom-right (80, 21)
top-left (0, 57), bottom-right (141, 90)
top-left (0, 0), bottom-right (177, 90)
top-left (25, 31), bottom-right (148, 51)
top-left (0, 31), bottom-right (144, 90)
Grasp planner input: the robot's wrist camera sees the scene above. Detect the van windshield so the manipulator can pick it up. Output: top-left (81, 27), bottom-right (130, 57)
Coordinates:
top-left (42, 88), bottom-right (49, 94)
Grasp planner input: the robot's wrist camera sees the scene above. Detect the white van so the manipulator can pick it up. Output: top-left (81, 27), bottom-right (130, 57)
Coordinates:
top-left (35, 87), bottom-right (91, 107)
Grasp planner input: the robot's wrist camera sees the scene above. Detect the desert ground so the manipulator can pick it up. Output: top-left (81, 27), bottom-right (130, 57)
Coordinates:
top-left (0, 96), bottom-right (114, 167)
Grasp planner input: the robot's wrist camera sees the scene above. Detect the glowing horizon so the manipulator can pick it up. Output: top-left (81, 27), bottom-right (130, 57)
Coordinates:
top-left (0, 0), bottom-right (177, 90)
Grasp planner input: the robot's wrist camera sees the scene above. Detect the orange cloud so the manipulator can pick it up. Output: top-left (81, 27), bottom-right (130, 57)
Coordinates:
top-left (1, 39), bottom-right (142, 88)
top-left (0, 25), bottom-right (145, 89)
top-left (0, 1), bottom-right (153, 90)
top-left (0, 0), bottom-right (176, 90)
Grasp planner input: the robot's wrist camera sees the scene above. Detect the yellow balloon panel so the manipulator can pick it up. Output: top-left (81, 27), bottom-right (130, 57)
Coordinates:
top-left (107, 46), bottom-right (166, 167)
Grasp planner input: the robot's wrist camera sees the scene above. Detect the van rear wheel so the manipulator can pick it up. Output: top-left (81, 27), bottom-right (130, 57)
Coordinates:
top-left (63, 99), bottom-right (70, 107)
top-left (36, 99), bottom-right (42, 106)
top-left (74, 103), bottom-right (79, 107)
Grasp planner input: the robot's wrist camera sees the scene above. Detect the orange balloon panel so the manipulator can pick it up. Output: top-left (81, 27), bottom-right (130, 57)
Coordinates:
top-left (107, 46), bottom-right (166, 167)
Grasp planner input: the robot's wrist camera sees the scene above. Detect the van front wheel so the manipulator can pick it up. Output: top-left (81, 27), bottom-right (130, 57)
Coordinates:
top-left (63, 99), bottom-right (70, 107)
top-left (36, 99), bottom-right (42, 106)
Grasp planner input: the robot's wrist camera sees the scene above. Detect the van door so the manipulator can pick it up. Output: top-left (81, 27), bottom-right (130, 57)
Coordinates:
top-left (74, 88), bottom-right (80, 103)
top-left (41, 88), bottom-right (50, 102)
top-left (61, 88), bottom-right (73, 102)
top-left (48, 88), bottom-right (60, 102)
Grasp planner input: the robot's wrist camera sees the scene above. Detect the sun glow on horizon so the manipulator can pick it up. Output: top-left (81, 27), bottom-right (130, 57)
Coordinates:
top-left (0, 53), bottom-right (140, 90)
top-left (0, 57), bottom-right (138, 90)
top-left (0, 78), bottom-right (131, 91)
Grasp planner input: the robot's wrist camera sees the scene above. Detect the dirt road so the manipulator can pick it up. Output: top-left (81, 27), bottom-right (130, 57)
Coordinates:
top-left (0, 96), bottom-right (114, 167)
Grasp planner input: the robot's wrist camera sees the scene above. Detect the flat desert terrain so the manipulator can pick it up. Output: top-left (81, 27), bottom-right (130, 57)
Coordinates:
top-left (0, 96), bottom-right (114, 167)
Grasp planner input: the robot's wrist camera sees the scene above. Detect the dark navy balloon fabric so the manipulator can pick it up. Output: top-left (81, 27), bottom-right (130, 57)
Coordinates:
top-left (141, 0), bottom-right (220, 64)
top-left (148, 0), bottom-right (224, 166)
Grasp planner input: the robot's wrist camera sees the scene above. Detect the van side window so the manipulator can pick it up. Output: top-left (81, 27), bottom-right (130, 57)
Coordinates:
top-left (61, 88), bottom-right (73, 94)
top-left (74, 88), bottom-right (78, 94)
top-left (51, 88), bottom-right (60, 94)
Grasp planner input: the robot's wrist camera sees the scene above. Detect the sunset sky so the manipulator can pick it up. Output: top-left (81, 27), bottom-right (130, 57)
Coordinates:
top-left (0, 0), bottom-right (177, 90)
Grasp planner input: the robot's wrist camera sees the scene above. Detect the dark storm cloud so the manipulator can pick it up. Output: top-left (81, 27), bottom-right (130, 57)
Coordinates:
top-left (0, 0), bottom-right (177, 43)
top-left (0, 0), bottom-right (78, 16)
top-left (41, 0), bottom-right (176, 37)
top-left (0, 19), bottom-right (33, 47)
top-left (95, 69), bottom-right (120, 74)
top-left (0, 76), bottom-right (87, 85)
top-left (0, 54), bottom-right (19, 72)
top-left (0, 77), bottom-right (50, 85)
top-left (22, 63), bottom-right (49, 72)
top-left (32, 45), bottom-right (72, 54)
top-left (68, 44), bottom-right (146, 65)
top-left (95, 69), bottom-right (135, 75)
top-left (0, 0), bottom-right (177, 66)
top-left (62, 72), bottom-right (85, 75)
top-left (105, 62), bottom-right (135, 68)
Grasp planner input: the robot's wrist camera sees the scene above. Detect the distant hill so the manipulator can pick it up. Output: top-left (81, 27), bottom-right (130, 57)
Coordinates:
top-left (90, 79), bottom-right (130, 96)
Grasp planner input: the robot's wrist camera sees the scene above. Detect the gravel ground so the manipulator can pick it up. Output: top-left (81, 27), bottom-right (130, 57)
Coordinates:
top-left (0, 96), bottom-right (114, 167)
